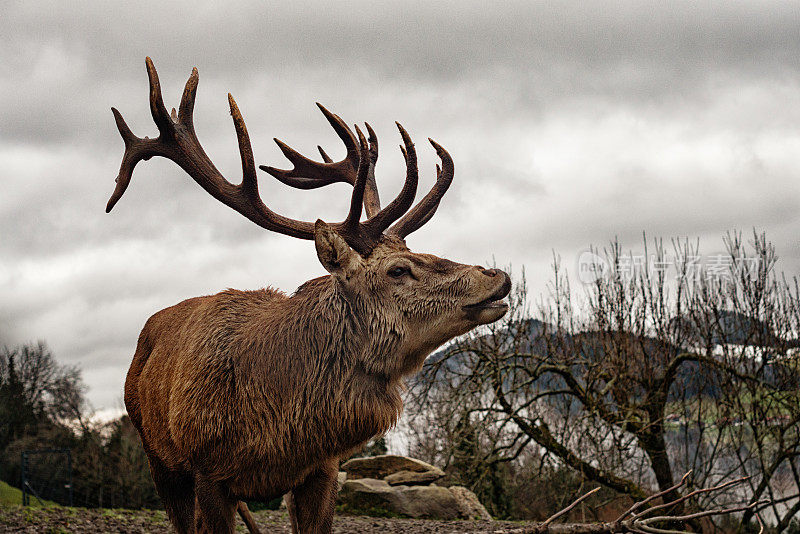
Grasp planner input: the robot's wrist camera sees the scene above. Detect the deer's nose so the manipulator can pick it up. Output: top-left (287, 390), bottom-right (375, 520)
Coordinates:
top-left (479, 267), bottom-right (501, 277)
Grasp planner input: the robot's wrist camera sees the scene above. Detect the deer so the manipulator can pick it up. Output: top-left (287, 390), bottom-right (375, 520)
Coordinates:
top-left (111, 58), bottom-right (511, 534)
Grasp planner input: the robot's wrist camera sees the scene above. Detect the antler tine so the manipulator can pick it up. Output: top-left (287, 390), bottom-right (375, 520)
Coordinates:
top-left (342, 125), bottom-right (370, 232)
top-left (178, 67), bottom-right (199, 126)
top-left (318, 146), bottom-right (333, 163)
top-left (107, 109), bottom-right (151, 213)
top-left (267, 139), bottom-right (339, 189)
top-left (388, 138), bottom-right (454, 238)
top-left (259, 105), bottom-right (383, 218)
top-left (361, 122), bottom-right (418, 235)
top-left (259, 103), bottom-right (359, 188)
top-left (319, 103), bottom-right (361, 171)
top-left (228, 94), bottom-right (258, 198)
top-left (228, 94), bottom-right (320, 240)
top-left (363, 122), bottom-right (382, 217)
top-left (145, 57), bottom-right (176, 136)
top-left (365, 123), bottom-right (379, 167)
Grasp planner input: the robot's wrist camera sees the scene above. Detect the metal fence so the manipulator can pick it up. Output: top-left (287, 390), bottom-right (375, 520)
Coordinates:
top-left (21, 448), bottom-right (73, 507)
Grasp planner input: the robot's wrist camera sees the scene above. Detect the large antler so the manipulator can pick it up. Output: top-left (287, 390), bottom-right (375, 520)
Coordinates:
top-left (257, 103), bottom-right (454, 239)
top-left (107, 58), bottom-right (450, 254)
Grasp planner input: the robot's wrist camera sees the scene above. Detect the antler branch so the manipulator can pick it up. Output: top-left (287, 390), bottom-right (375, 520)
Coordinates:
top-left (256, 104), bottom-right (452, 239)
top-left (388, 138), bottom-right (453, 238)
top-left (258, 104), bottom-right (383, 218)
top-left (108, 58), bottom-right (319, 239)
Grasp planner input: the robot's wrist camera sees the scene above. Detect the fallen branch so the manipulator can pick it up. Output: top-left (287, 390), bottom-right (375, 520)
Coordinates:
top-left (494, 472), bottom-right (766, 534)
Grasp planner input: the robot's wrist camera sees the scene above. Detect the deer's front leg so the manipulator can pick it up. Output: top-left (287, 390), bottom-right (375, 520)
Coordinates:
top-left (287, 460), bottom-right (338, 534)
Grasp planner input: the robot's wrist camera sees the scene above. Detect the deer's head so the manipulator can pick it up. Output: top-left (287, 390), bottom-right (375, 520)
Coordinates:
top-left (107, 58), bottom-right (510, 377)
top-left (314, 224), bottom-right (510, 376)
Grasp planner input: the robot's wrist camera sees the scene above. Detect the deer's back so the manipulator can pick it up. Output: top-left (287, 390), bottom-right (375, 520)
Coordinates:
top-left (124, 288), bottom-right (292, 474)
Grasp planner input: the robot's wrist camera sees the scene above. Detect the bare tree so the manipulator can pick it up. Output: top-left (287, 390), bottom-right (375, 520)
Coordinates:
top-left (0, 341), bottom-right (85, 437)
top-left (407, 231), bottom-right (800, 529)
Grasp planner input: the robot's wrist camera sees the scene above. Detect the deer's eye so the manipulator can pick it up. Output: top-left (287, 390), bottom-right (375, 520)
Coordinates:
top-left (387, 266), bottom-right (409, 278)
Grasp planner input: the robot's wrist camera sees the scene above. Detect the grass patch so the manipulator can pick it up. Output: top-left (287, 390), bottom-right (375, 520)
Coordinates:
top-left (101, 508), bottom-right (130, 521)
top-left (0, 480), bottom-right (57, 507)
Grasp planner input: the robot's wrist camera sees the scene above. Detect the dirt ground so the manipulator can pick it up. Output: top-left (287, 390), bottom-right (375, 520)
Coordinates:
top-left (0, 505), bottom-right (523, 533)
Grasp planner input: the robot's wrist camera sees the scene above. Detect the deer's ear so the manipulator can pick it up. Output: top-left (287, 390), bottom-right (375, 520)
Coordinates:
top-left (314, 220), bottom-right (362, 280)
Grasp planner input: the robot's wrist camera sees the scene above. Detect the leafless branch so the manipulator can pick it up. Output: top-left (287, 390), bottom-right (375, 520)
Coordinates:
top-left (494, 472), bottom-right (766, 534)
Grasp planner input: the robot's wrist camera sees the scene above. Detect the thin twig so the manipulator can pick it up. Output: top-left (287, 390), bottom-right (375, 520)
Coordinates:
top-left (618, 471), bottom-right (692, 520)
top-left (632, 475), bottom-right (751, 519)
top-left (491, 471), bottom-right (769, 534)
top-left (542, 487), bottom-right (601, 526)
top-left (639, 500), bottom-right (768, 524)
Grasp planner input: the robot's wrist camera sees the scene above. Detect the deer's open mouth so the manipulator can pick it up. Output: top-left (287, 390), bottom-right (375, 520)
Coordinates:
top-left (463, 279), bottom-right (511, 311)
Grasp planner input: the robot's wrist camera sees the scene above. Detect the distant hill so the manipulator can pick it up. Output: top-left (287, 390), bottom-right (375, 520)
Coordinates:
top-left (669, 310), bottom-right (789, 347)
top-left (420, 316), bottom-right (799, 401)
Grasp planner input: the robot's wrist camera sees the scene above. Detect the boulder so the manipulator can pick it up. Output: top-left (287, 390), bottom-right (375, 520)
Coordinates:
top-left (395, 485), bottom-right (461, 519)
top-left (384, 469), bottom-right (443, 486)
top-left (448, 486), bottom-right (492, 520)
top-left (337, 479), bottom-right (491, 520)
top-left (341, 455), bottom-right (444, 480)
top-left (337, 456), bottom-right (492, 520)
top-left (338, 478), bottom-right (409, 516)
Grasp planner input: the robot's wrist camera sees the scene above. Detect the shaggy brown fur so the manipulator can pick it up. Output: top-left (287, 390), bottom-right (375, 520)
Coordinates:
top-left (124, 227), bottom-right (510, 533)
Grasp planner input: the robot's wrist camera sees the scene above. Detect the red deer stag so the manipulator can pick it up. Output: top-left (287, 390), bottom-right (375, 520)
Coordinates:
top-left (110, 58), bottom-right (510, 534)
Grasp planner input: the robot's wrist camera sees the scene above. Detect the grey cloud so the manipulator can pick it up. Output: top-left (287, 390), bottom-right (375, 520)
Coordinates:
top-left (4, 1), bottom-right (800, 147)
top-left (3, 1), bottom-right (800, 410)
top-left (8, 2), bottom-right (800, 76)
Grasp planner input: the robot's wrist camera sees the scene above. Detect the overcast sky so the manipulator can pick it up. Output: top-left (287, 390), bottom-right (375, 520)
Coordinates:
top-left (2, 1), bottom-right (800, 414)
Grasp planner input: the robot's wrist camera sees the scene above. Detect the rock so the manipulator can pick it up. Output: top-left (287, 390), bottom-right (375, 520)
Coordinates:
top-left (338, 455), bottom-right (492, 519)
top-left (338, 478), bottom-right (409, 516)
top-left (384, 469), bottom-right (444, 486)
top-left (338, 478), bottom-right (489, 520)
top-left (448, 486), bottom-right (492, 520)
top-left (341, 455), bottom-right (444, 480)
top-left (395, 485), bottom-right (461, 519)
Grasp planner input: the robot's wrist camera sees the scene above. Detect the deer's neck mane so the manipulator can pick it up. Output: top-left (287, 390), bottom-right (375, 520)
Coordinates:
top-left (257, 276), bottom-right (403, 452)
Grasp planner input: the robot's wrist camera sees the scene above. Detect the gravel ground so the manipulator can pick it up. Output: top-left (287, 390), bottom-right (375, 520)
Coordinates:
top-left (0, 505), bottom-right (523, 533)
